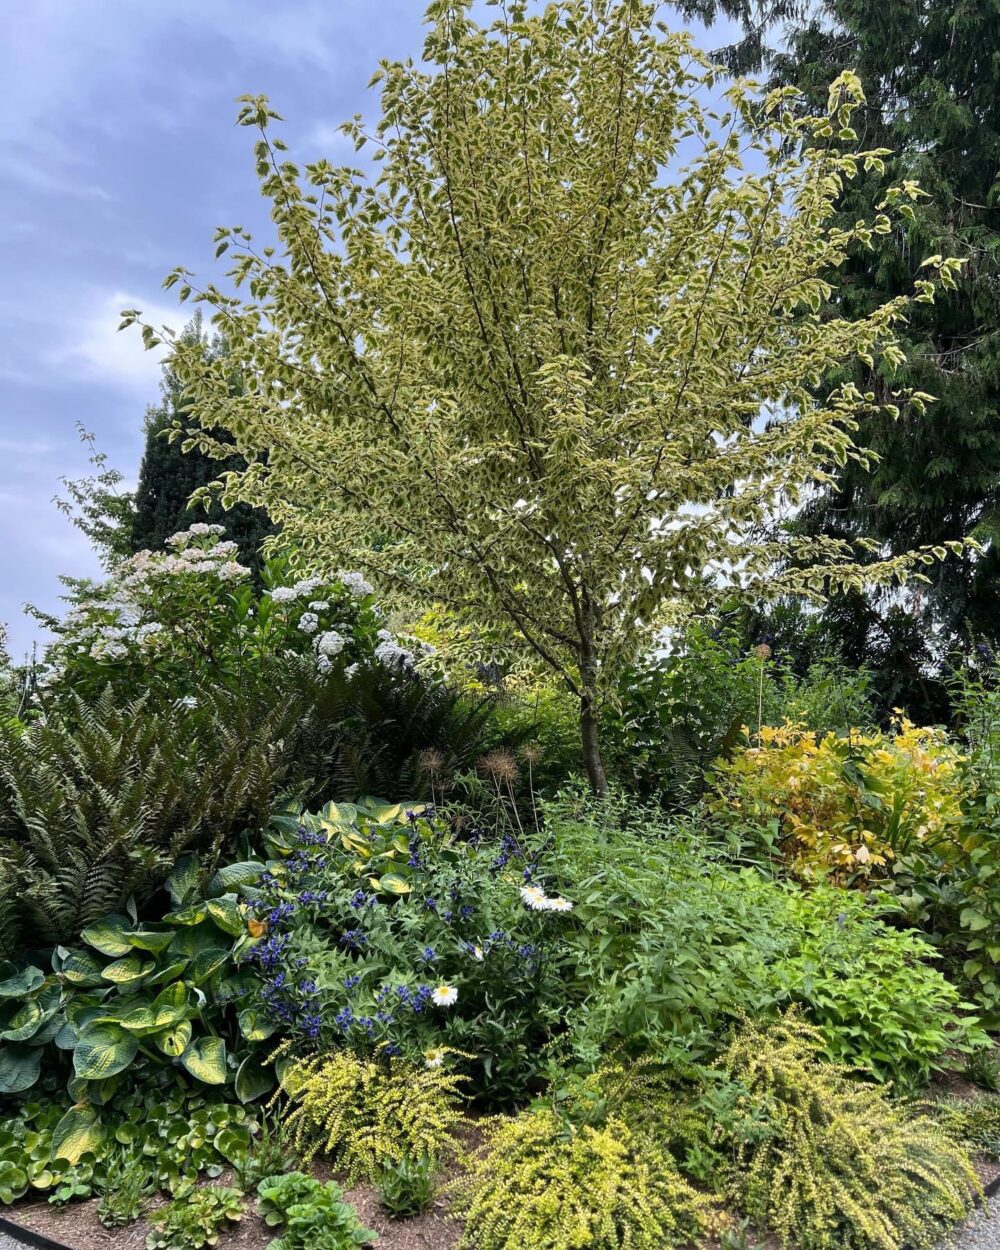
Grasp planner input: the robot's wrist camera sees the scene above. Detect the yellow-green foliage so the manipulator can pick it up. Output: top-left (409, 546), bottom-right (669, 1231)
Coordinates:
top-left (271, 1048), bottom-right (466, 1181)
top-left (455, 1107), bottom-right (714, 1250)
top-left (711, 718), bottom-right (968, 881)
top-left (721, 1014), bottom-right (980, 1250)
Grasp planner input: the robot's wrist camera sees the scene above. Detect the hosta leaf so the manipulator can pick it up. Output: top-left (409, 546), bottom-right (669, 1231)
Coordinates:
top-left (180, 1036), bottom-right (227, 1085)
top-left (0, 1044), bottom-right (41, 1094)
top-left (51, 1105), bottom-right (104, 1165)
top-left (117, 1002), bottom-right (158, 1033)
top-left (0, 966), bottom-right (44, 999)
top-left (0, 1160), bottom-right (28, 1203)
top-left (101, 955), bottom-right (153, 987)
top-left (206, 862), bottom-right (264, 898)
top-left (375, 872), bottom-right (412, 895)
top-left (155, 1019), bottom-right (192, 1057)
top-left (80, 915), bottom-right (133, 957)
top-left (214, 1122), bottom-right (251, 1162)
top-left (0, 999), bottom-right (43, 1043)
top-left (164, 903), bottom-right (209, 926)
top-left (165, 854), bottom-right (202, 908)
top-left (234, 1055), bottom-right (273, 1103)
top-left (355, 796), bottom-right (405, 824)
top-left (188, 947), bottom-right (230, 986)
top-left (150, 981), bottom-right (190, 1025)
top-left (54, 949), bottom-right (104, 986)
top-left (237, 1008), bottom-right (277, 1041)
top-left (206, 896), bottom-right (244, 936)
top-left (73, 1025), bottom-right (139, 1080)
top-left (145, 959), bottom-right (189, 987)
top-left (124, 930), bottom-right (175, 955)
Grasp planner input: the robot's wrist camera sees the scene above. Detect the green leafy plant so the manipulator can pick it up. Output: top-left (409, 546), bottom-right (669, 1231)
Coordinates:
top-left (377, 1150), bottom-right (437, 1218)
top-left (233, 1108), bottom-right (298, 1190)
top-left (0, 866), bottom-right (274, 1097)
top-left (245, 802), bottom-right (570, 1100)
top-left (146, 1184), bottom-right (245, 1250)
top-left (271, 1046), bottom-right (465, 1181)
top-left (718, 1013), bottom-right (980, 1250)
top-left (0, 677), bottom-right (302, 956)
top-left (257, 1172), bottom-right (377, 1248)
top-left (543, 795), bottom-right (985, 1091)
top-left (932, 1095), bottom-right (1000, 1160)
top-left (96, 1145), bottom-right (151, 1227)
top-left (454, 1106), bottom-right (713, 1250)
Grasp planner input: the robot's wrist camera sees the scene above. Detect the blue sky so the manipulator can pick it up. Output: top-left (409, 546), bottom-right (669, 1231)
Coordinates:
top-left (1, 1), bottom-right (735, 660)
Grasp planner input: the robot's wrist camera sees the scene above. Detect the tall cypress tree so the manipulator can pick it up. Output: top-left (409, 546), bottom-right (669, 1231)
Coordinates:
top-left (684, 0), bottom-right (1000, 698)
top-left (131, 315), bottom-right (276, 572)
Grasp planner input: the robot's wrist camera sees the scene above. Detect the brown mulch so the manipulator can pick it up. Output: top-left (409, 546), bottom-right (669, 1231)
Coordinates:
top-left (12, 1176), bottom-right (463, 1250)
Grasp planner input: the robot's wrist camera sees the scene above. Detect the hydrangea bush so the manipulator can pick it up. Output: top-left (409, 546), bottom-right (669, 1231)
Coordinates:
top-left (35, 527), bottom-right (426, 702)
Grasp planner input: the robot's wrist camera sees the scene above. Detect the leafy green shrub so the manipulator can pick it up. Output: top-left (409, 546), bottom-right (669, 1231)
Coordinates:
top-left (271, 1046), bottom-right (465, 1180)
top-left (257, 1171), bottom-right (377, 1248)
top-left (377, 1150), bottom-right (437, 1218)
top-left (719, 1014), bottom-right (979, 1250)
top-left (146, 1184), bottom-right (245, 1250)
top-left (602, 625), bottom-right (874, 806)
top-left (454, 1107), bottom-right (713, 1250)
top-left (36, 534), bottom-right (387, 704)
top-left (243, 803), bottom-right (571, 1099)
top-left (543, 796), bottom-right (984, 1090)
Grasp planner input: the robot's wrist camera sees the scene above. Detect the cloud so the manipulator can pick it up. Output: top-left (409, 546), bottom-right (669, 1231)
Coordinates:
top-left (48, 290), bottom-right (177, 393)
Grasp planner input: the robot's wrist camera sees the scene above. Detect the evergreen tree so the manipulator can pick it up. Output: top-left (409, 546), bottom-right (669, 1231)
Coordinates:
top-left (687, 0), bottom-right (1000, 685)
top-left (131, 315), bottom-right (276, 571)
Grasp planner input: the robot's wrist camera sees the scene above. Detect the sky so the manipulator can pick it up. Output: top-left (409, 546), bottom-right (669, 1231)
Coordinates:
top-left (0, 0), bottom-right (738, 661)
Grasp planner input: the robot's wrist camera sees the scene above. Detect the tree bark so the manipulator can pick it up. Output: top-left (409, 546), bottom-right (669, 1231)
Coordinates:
top-left (580, 690), bottom-right (608, 795)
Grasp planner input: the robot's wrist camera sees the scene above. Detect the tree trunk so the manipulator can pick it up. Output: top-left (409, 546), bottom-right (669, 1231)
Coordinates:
top-left (580, 691), bottom-right (608, 795)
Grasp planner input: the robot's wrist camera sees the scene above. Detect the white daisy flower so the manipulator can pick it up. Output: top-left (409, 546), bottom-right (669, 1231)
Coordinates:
top-left (520, 885), bottom-right (548, 911)
top-left (424, 1047), bottom-right (446, 1069)
top-left (431, 985), bottom-right (458, 1007)
top-left (544, 896), bottom-right (574, 912)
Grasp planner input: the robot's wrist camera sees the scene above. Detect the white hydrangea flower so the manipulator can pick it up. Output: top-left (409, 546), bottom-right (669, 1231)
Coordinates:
top-left (316, 630), bottom-right (346, 657)
top-left (308, 600), bottom-right (329, 612)
top-left (270, 587), bottom-right (298, 603)
top-left (293, 577), bottom-right (323, 596)
top-left (338, 570), bottom-right (374, 598)
top-left (298, 612), bottom-right (319, 634)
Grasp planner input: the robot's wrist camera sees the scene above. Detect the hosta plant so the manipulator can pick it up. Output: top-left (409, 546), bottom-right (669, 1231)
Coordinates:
top-left (0, 854), bottom-right (271, 1098)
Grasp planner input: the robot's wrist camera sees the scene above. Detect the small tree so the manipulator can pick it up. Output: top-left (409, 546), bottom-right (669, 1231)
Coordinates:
top-left (127, 0), bottom-right (963, 792)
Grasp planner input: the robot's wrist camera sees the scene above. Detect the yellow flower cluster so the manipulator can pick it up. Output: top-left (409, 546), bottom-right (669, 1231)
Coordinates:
top-left (455, 1108), bottom-right (716, 1250)
top-left (711, 718), bottom-right (969, 881)
top-left (269, 1046), bottom-right (466, 1180)
top-left (722, 1013), bottom-right (979, 1250)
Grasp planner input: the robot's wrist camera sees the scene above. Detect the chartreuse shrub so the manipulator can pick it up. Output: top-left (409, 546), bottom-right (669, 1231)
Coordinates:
top-left (544, 797), bottom-right (984, 1091)
top-left (270, 1045), bottom-right (466, 1180)
top-left (146, 1184), bottom-right (245, 1250)
top-left (454, 1107), bottom-right (714, 1250)
top-left (718, 1014), bottom-right (979, 1250)
top-left (257, 1171), bottom-right (377, 1249)
top-left (708, 718), bottom-right (968, 882)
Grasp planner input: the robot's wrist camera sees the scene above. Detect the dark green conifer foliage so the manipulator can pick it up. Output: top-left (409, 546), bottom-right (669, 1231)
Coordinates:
top-left (685, 0), bottom-right (1000, 693)
top-left (131, 314), bottom-right (276, 572)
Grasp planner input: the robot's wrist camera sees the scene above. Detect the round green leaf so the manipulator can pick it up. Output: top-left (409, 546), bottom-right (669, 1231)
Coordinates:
top-left (0, 966), bottom-right (44, 1000)
top-left (234, 1055), bottom-right (273, 1103)
top-left (0, 1044), bottom-right (41, 1094)
top-left (55, 949), bottom-right (105, 986)
top-left (125, 930), bottom-right (175, 955)
top-left (206, 896), bottom-right (244, 937)
top-left (237, 1008), bottom-right (277, 1042)
top-left (375, 872), bottom-right (412, 895)
top-left (102, 955), bottom-right (153, 987)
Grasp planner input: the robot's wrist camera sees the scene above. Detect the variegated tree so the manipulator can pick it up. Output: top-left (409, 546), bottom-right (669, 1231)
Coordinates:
top-left (126, 0), bottom-right (963, 792)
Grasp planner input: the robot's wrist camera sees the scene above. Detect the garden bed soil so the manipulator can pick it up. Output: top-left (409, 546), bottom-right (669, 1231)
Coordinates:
top-left (10, 1179), bottom-right (462, 1250)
